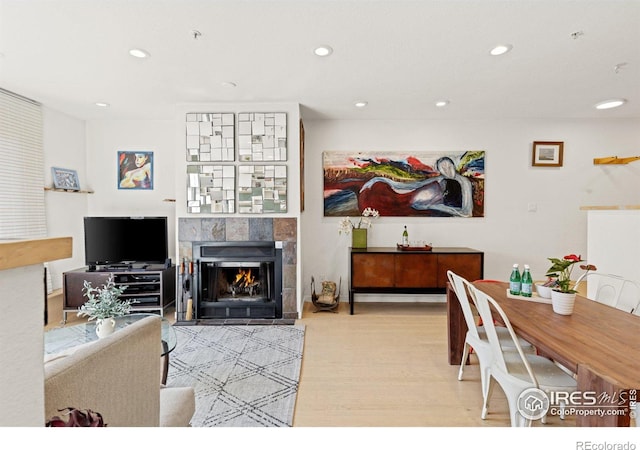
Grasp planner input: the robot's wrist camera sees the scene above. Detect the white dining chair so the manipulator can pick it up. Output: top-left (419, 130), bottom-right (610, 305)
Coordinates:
top-left (470, 285), bottom-right (577, 427)
top-left (574, 273), bottom-right (640, 313)
top-left (446, 271), bottom-right (534, 417)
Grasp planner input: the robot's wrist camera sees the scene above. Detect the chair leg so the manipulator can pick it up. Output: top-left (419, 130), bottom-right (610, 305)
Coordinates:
top-left (480, 365), bottom-right (491, 405)
top-left (507, 396), bottom-right (531, 427)
top-left (458, 342), bottom-right (470, 381)
top-left (481, 376), bottom-right (495, 419)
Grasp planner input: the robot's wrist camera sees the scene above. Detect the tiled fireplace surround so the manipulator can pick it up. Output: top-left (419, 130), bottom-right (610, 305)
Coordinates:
top-left (178, 217), bottom-right (297, 323)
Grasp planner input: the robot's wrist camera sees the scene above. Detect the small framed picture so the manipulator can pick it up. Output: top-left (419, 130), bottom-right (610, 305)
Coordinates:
top-left (532, 141), bottom-right (564, 167)
top-left (51, 167), bottom-right (81, 191)
top-left (118, 151), bottom-right (154, 190)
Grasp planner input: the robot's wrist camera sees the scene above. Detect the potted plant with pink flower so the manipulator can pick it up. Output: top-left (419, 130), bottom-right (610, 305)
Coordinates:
top-left (545, 254), bottom-right (596, 315)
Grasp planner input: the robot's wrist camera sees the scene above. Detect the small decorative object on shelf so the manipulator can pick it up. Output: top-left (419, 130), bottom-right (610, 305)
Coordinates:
top-left (51, 167), bottom-right (81, 191)
top-left (77, 274), bottom-right (134, 338)
top-left (338, 207), bottom-right (379, 249)
top-left (402, 226), bottom-right (409, 246)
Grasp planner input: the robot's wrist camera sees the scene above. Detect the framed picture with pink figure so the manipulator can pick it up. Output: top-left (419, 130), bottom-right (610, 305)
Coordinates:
top-left (118, 151), bottom-right (154, 190)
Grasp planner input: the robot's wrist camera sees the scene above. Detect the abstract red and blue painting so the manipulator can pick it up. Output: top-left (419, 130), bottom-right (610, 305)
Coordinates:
top-left (323, 151), bottom-right (485, 217)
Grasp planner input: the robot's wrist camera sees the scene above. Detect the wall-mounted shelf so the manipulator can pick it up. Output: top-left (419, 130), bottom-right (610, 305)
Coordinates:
top-left (580, 205), bottom-right (640, 211)
top-left (44, 187), bottom-right (94, 194)
top-left (593, 156), bottom-right (640, 165)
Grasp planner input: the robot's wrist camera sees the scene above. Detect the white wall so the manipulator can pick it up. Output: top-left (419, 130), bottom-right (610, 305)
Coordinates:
top-left (85, 119), bottom-right (177, 261)
top-left (301, 118), bottom-right (640, 300)
top-left (43, 107), bottom-right (88, 289)
top-left (43, 111), bottom-right (640, 304)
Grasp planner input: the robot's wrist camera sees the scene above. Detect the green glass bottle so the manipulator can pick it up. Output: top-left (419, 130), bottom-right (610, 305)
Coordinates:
top-left (521, 264), bottom-right (533, 297)
top-left (509, 264), bottom-right (521, 295)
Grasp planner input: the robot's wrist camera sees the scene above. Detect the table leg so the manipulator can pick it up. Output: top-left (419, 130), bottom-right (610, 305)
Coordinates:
top-left (349, 290), bottom-right (354, 315)
top-left (576, 364), bottom-right (631, 427)
top-left (161, 340), bottom-right (169, 385)
top-left (446, 282), bottom-right (468, 366)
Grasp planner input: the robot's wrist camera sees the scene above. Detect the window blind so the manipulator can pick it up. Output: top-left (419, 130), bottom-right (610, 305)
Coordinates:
top-left (0, 88), bottom-right (46, 239)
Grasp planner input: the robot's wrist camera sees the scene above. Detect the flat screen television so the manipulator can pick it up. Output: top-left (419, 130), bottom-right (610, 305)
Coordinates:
top-left (84, 216), bottom-right (168, 268)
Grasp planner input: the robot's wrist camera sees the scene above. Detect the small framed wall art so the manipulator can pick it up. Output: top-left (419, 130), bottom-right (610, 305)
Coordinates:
top-left (51, 167), bottom-right (80, 191)
top-left (118, 151), bottom-right (154, 189)
top-left (532, 141), bottom-right (564, 167)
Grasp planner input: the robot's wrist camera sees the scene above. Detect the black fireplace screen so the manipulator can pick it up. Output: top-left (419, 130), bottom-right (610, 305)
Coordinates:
top-left (191, 241), bottom-right (283, 320)
top-left (201, 262), bottom-right (271, 302)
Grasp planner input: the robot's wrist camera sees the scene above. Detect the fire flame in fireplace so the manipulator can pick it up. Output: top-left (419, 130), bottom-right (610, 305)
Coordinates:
top-left (234, 269), bottom-right (255, 288)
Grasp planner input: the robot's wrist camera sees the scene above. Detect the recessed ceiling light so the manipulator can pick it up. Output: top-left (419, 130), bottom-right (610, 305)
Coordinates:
top-left (129, 48), bottom-right (150, 59)
top-left (435, 100), bottom-right (450, 107)
top-left (314, 45), bottom-right (333, 57)
top-left (354, 101), bottom-right (368, 108)
top-left (595, 99), bottom-right (627, 110)
top-left (221, 81), bottom-right (237, 88)
top-left (95, 102), bottom-right (110, 108)
top-left (490, 44), bottom-right (513, 56)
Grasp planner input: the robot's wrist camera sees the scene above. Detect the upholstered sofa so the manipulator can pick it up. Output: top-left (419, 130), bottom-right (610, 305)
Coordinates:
top-left (44, 315), bottom-right (194, 427)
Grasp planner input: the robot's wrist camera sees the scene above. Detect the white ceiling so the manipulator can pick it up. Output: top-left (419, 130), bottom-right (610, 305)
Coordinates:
top-left (1, 0), bottom-right (639, 121)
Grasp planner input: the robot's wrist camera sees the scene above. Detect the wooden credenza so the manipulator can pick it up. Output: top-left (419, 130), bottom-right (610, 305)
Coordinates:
top-left (348, 247), bottom-right (484, 314)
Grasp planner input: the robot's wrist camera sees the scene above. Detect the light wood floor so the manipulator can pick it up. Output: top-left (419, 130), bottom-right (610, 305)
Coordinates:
top-left (44, 293), bottom-right (575, 428)
top-left (295, 301), bottom-right (577, 427)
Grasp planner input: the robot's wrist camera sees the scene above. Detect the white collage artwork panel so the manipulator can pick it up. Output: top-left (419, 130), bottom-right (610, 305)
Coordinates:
top-left (237, 165), bottom-right (287, 213)
top-left (187, 164), bottom-right (235, 214)
top-left (186, 113), bottom-right (235, 162)
top-left (237, 112), bottom-right (287, 161)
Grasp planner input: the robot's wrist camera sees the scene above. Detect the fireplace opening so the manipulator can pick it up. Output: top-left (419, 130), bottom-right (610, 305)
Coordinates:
top-left (215, 264), bottom-right (266, 301)
top-left (193, 241), bottom-right (282, 319)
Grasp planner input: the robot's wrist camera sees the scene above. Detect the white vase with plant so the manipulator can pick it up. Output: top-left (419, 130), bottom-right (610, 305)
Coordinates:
top-left (545, 254), bottom-right (596, 315)
top-left (77, 274), bottom-right (133, 338)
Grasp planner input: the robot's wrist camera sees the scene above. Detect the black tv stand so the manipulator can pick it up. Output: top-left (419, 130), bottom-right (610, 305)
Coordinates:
top-left (62, 266), bottom-right (176, 322)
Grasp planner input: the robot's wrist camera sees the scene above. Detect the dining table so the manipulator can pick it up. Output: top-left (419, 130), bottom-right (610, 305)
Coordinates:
top-left (446, 280), bottom-right (640, 427)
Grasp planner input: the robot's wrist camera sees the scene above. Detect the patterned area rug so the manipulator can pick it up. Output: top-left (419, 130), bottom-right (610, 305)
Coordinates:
top-left (166, 325), bottom-right (305, 427)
